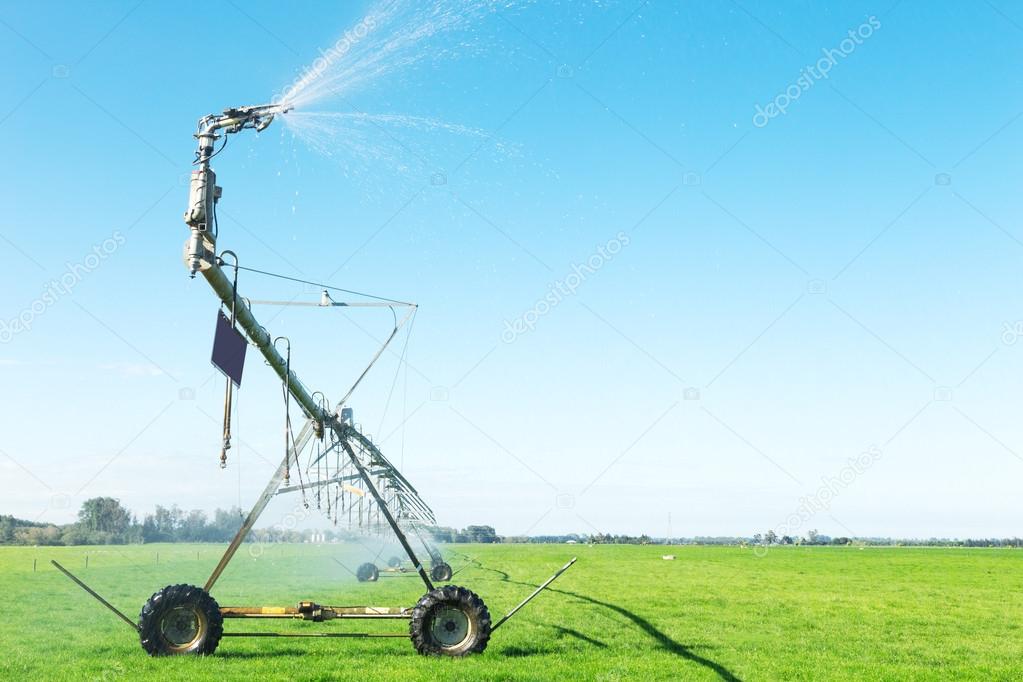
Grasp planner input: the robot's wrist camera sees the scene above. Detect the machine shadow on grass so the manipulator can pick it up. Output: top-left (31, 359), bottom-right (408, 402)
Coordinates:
top-left (458, 556), bottom-right (741, 682)
top-left (551, 625), bottom-right (608, 649)
top-left (548, 588), bottom-right (741, 682)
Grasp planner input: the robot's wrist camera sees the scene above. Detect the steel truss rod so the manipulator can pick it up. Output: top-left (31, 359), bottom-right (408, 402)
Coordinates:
top-left (275, 471), bottom-right (361, 496)
top-left (343, 429), bottom-right (435, 523)
top-left (222, 632), bottom-right (407, 638)
top-left (247, 300), bottom-right (412, 308)
top-left (221, 604), bottom-right (409, 619)
top-left (335, 426), bottom-right (434, 592)
top-left (410, 523), bottom-right (443, 564)
top-left (337, 304), bottom-right (417, 408)
top-left (305, 437), bottom-right (345, 471)
top-left (205, 419), bottom-right (316, 592)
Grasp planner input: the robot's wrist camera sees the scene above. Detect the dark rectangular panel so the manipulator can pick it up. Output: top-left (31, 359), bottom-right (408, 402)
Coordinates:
top-left (211, 310), bottom-right (247, 387)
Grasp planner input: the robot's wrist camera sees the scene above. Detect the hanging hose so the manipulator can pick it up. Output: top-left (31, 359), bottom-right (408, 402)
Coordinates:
top-left (235, 388), bottom-right (242, 511)
top-left (305, 392), bottom-right (330, 511)
top-left (275, 337), bottom-right (293, 485)
top-left (219, 251), bottom-right (241, 469)
top-left (314, 436), bottom-right (323, 510)
top-left (220, 381), bottom-right (233, 469)
top-left (276, 349), bottom-right (311, 509)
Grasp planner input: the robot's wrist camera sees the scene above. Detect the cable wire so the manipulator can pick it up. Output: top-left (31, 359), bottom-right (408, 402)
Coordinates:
top-left (232, 264), bottom-right (415, 307)
top-left (376, 307), bottom-right (417, 437)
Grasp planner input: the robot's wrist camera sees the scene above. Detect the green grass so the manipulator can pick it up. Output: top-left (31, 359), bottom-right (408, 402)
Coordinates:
top-left (2, 543), bottom-right (1019, 680)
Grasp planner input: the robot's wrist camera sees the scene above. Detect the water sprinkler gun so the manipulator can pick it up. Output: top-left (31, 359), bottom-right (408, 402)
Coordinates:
top-left (183, 103), bottom-right (291, 276)
top-left (214, 103), bottom-right (289, 134)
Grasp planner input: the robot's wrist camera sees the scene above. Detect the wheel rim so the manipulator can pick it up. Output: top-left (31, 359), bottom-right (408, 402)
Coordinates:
top-left (160, 605), bottom-right (206, 652)
top-left (429, 606), bottom-right (472, 648)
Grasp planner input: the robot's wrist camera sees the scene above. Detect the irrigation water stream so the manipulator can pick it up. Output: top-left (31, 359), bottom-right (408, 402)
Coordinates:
top-left (268, 0), bottom-right (525, 175)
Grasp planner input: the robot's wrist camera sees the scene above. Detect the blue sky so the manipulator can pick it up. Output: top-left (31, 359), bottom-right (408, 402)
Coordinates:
top-left (1, 0), bottom-right (1021, 539)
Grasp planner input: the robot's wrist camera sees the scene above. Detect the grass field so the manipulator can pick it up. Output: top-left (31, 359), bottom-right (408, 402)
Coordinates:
top-left (1, 542), bottom-right (1019, 680)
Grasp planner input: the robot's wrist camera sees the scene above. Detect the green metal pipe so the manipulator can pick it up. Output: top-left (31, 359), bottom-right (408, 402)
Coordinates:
top-left (200, 262), bottom-right (326, 424)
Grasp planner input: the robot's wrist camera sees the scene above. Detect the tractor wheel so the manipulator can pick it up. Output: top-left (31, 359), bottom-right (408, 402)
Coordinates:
top-left (431, 562), bottom-right (453, 582)
top-left (357, 562), bottom-right (379, 582)
top-left (138, 584), bottom-right (223, 656)
top-left (388, 556), bottom-right (402, 568)
top-left (410, 585), bottom-right (490, 656)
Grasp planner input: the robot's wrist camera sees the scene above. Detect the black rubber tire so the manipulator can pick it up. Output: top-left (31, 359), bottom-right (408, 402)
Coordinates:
top-left (431, 562), bottom-right (453, 582)
top-left (357, 562), bottom-right (379, 582)
top-left (138, 584), bottom-right (223, 656)
top-left (410, 585), bottom-right (490, 656)
top-left (387, 556), bottom-right (402, 568)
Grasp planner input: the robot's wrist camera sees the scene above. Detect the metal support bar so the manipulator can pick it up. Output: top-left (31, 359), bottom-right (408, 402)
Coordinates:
top-left (222, 632), bottom-right (408, 638)
top-left (337, 304), bottom-right (416, 408)
top-left (223, 613), bottom-right (409, 619)
top-left (51, 560), bottom-right (140, 632)
top-left (491, 557), bottom-right (577, 632)
top-left (411, 524), bottom-right (443, 564)
top-left (247, 300), bottom-right (409, 308)
top-left (204, 420), bottom-right (315, 592)
top-left (276, 471), bottom-right (360, 496)
top-left (221, 604), bottom-right (410, 619)
top-left (336, 431), bottom-right (434, 592)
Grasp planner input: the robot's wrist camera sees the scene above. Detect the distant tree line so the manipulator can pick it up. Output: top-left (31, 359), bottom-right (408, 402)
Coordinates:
top-left (585, 533), bottom-right (654, 544)
top-left (846, 537), bottom-right (1023, 548)
top-left (0, 501), bottom-right (506, 547)
top-left (0, 498), bottom-right (246, 546)
top-left (425, 525), bottom-right (499, 543)
top-left (502, 534), bottom-right (586, 544)
top-left (748, 528), bottom-right (1023, 548)
top-left (5, 501), bottom-right (1023, 548)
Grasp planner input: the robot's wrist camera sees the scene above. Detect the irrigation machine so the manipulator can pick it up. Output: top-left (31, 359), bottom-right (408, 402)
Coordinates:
top-left (53, 104), bottom-right (575, 658)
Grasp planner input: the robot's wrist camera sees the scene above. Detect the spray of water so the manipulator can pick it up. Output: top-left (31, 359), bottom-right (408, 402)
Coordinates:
top-left (271, 1), bottom-right (527, 185)
top-left (277, 0), bottom-right (522, 111)
top-left (282, 111), bottom-right (491, 181)
top-left (286, 111), bottom-right (486, 148)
